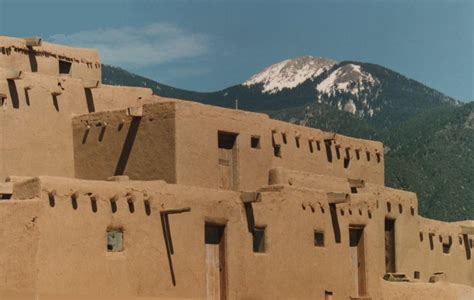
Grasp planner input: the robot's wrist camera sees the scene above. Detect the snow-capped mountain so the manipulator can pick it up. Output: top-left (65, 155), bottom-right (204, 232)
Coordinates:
top-left (316, 63), bottom-right (380, 117)
top-left (102, 57), bottom-right (458, 130)
top-left (243, 56), bottom-right (337, 94)
top-left (242, 56), bottom-right (385, 118)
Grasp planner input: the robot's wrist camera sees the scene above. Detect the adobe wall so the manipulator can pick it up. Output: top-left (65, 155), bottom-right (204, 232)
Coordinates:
top-left (73, 102), bottom-right (177, 182)
top-left (1, 176), bottom-right (471, 299)
top-left (271, 167), bottom-right (473, 287)
top-left (0, 199), bottom-right (42, 299)
top-left (267, 119), bottom-right (384, 185)
top-left (0, 65), bottom-right (156, 182)
top-left (174, 100), bottom-right (384, 189)
top-left (72, 100), bottom-right (384, 189)
top-left (0, 36), bottom-right (101, 82)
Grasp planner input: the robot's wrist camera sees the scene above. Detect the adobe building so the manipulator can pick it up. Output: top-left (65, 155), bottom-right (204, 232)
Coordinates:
top-left (0, 36), bottom-right (472, 299)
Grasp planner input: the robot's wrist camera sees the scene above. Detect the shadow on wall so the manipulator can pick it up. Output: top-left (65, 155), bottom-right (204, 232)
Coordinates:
top-left (27, 47), bottom-right (38, 72)
top-left (114, 117), bottom-right (142, 176)
top-left (52, 95), bottom-right (59, 112)
top-left (7, 79), bottom-right (19, 109)
top-left (84, 88), bottom-right (95, 113)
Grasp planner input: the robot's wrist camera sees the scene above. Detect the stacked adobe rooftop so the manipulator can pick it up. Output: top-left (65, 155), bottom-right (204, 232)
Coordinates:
top-left (0, 36), bottom-right (472, 299)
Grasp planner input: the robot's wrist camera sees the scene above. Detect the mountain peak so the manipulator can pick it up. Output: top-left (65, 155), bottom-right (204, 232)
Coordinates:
top-left (243, 56), bottom-right (337, 94)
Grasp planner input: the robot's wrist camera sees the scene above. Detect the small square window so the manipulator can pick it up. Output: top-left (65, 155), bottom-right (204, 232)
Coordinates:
top-left (107, 229), bottom-right (123, 252)
top-left (314, 231), bottom-right (325, 247)
top-left (251, 136), bottom-right (260, 149)
top-left (59, 60), bottom-right (72, 75)
top-left (414, 271), bottom-right (420, 279)
top-left (253, 227), bottom-right (266, 253)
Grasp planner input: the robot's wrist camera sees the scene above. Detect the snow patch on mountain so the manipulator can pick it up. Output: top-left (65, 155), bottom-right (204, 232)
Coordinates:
top-left (316, 64), bottom-right (378, 97)
top-left (243, 56), bottom-right (337, 94)
top-left (343, 99), bottom-right (357, 115)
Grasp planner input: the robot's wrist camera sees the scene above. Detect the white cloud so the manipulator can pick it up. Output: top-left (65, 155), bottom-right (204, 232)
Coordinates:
top-left (49, 23), bottom-right (210, 67)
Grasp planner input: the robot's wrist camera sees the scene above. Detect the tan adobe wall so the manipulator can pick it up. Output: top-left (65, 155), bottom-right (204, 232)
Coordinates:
top-left (0, 176), bottom-right (471, 299)
top-left (73, 101), bottom-right (177, 182)
top-left (268, 119), bottom-right (384, 185)
top-left (268, 168), bottom-right (473, 288)
top-left (0, 36), bottom-right (101, 82)
top-left (0, 66), bottom-right (156, 181)
top-left (72, 100), bottom-right (384, 189)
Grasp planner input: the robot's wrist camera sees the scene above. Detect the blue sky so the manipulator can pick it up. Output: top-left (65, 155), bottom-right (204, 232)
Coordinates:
top-left (0, 0), bottom-right (472, 101)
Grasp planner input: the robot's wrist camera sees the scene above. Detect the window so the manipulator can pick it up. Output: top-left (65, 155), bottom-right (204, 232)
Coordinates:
top-left (59, 60), bottom-right (72, 75)
top-left (218, 131), bottom-right (237, 149)
top-left (414, 271), bottom-right (420, 280)
top-left (376, 153), bottom-right (381, 163)
top-left (314, 231), bottom-right (325, 247)
top-left (308, 140), bottom-right (314, 153)
top-left (251, 136), bottom-right (260, 149)
top-left (107, 229), bottom-right (123, 252)
top-left (366, 151), bottom-right (371, 161)
top-left (295, 136), bottom-right (300, 148)
top-left (253, 227), bottom-right (266, 253)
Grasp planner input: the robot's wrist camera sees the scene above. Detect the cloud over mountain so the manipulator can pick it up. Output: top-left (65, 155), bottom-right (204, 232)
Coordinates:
top-left (49, 23), bottom-right (210, 67)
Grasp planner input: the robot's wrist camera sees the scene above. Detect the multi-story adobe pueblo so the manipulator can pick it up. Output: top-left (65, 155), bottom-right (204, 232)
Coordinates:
top-left (0, 36), bottom-right (472, 299)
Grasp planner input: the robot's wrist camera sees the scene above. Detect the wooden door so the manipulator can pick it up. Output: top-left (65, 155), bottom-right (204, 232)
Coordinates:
top-left (205, 224), bottom-right (226, 300)
top-left (217, 132), bottom-right (238, 190)
top-left (349, 226), bottom-right (367, 297)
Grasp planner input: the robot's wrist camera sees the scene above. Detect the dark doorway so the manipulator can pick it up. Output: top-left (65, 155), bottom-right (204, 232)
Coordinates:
top-left (385, 219), bottom-right (396, 273)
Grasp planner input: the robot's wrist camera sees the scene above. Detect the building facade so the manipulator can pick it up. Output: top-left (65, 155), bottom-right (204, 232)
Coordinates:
top-left (0, 36), bottom-right (472, 299)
